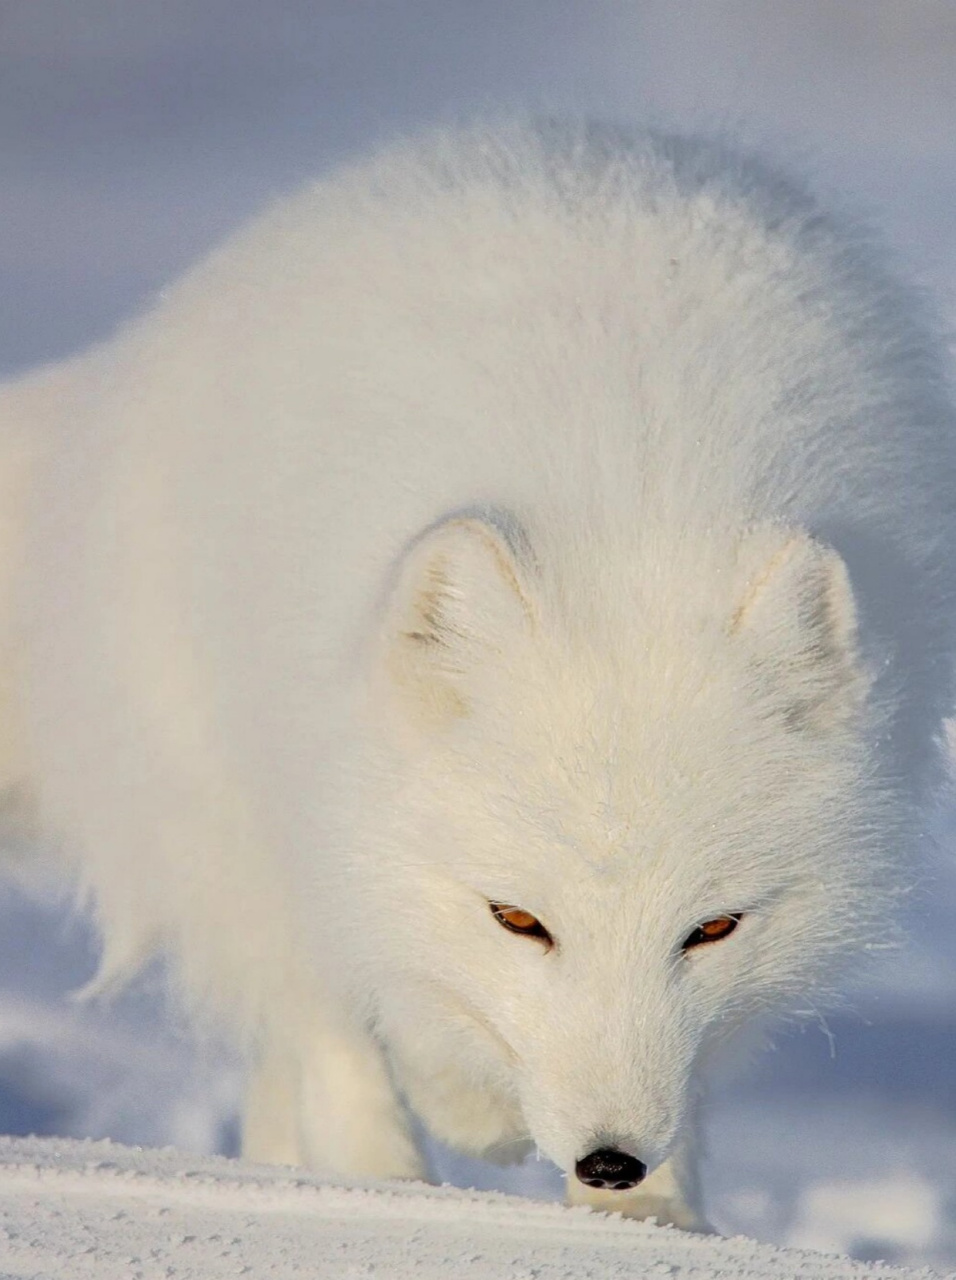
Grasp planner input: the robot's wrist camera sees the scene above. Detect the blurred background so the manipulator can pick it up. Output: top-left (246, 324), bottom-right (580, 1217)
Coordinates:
top-left (3, 0), bottom-right (956, 1268)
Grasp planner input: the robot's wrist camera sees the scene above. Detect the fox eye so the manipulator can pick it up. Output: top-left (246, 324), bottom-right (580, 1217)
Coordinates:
top-left (682, 914), bottom-right (742, 951)
top-left (490, 903), bottom-right (553, 947)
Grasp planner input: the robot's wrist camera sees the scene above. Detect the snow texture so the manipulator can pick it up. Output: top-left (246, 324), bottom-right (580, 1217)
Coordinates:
top-left (0, 1135), bottom-right (938, 1280)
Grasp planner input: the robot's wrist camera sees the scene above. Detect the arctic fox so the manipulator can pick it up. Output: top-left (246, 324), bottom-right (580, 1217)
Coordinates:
top-left (2, 121), bottom-right (956, 1229)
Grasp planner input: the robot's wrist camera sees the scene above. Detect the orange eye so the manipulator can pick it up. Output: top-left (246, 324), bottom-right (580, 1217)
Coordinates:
top-left (683, 914), bottom-right (742, 951)
top-left (490, 903), bottom-right (553, 947)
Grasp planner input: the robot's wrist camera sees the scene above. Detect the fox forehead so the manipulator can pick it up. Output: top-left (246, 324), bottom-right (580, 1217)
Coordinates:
top-left (431, 723), bottom-right (822, 907)
top-left (443, 668), bottom-right (841, 862)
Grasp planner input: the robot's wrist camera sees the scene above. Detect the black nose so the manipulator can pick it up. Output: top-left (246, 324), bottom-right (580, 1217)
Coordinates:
top-left (575, 1147), bottom-right (647, 1191)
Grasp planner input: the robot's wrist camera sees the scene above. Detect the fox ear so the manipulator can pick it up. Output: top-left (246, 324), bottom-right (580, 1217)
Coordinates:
top-left (381, 517), bottom-right (535, 728)
top-left (730, 529), bottom-right (867, 731)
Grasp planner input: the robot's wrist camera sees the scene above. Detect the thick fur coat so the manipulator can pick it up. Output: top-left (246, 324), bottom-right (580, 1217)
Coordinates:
top-left (3, 122), bottom-right (956, 1226)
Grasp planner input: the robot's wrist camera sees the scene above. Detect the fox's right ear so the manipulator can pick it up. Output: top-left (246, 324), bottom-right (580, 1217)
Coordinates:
top-left (378, 517), bottom-right (535, 730)
top-left (730, 527), bottom-right (867, 732)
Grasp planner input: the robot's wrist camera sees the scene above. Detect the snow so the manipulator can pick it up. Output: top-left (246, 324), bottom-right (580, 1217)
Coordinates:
top-left (0, 1135), bottom-right (937, 1280)
top-left (791, 1175), bottom-right (943, 1261)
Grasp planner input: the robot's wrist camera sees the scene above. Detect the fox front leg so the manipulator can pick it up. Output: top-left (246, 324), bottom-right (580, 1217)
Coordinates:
top-left (243, 1021), bottom-right (427, 1183)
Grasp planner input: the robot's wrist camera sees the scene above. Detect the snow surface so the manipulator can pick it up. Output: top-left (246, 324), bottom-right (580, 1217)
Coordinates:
top-left (0, 1135), bottom-right (939, 1280)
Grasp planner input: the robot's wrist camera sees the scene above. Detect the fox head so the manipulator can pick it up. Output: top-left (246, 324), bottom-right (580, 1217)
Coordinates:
top-left (344, 512), bottom-right (898, 1181)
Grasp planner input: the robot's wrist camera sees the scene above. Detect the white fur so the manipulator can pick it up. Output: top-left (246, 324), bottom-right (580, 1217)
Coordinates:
top-left (4, 121), bottom-right (956, 1227)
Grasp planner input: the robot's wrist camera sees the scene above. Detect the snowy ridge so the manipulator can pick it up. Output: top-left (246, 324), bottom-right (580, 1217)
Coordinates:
top-left (0, 1136), bottom-right (943, 1279)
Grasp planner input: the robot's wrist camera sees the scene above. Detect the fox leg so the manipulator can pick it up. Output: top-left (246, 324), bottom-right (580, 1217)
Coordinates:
top-left (243, 1021), bottom-right (427, 1182)
top-left (242, 1044), bottom-right (306, 1166)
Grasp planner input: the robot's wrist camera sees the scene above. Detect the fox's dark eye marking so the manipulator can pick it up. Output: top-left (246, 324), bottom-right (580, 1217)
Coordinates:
top-left (490, 902), bottom-right (553, 947)
top-left (682, 913), bottom-right (743, 951)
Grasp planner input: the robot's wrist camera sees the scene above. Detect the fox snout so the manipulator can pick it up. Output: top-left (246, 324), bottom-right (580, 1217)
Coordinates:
top-left (575, 1147), bottom-right (648, 1191)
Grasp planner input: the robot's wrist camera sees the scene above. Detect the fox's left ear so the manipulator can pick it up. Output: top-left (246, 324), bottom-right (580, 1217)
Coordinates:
top-left (730, 528), bottom-right (868, 731)
top-left (379, 517), bottom-right (535, 729)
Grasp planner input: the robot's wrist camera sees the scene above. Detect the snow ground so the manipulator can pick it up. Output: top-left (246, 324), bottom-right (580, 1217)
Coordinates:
top-left (0, 1135), bottom-right (940, 1280)
top-left (4, 4), bottom-right (956, 1276)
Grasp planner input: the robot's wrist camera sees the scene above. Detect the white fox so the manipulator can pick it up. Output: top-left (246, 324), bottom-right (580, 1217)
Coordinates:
top-left (2, 122), bottom-right (955, 1229)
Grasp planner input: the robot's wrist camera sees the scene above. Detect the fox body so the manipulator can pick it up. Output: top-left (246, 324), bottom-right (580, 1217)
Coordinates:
top-left (3, 123), bottom-right (956, 1227)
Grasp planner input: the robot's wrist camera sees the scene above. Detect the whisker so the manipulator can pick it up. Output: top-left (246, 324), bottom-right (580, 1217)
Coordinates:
top-left (482, 1134), bottom-right (535, 1161)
